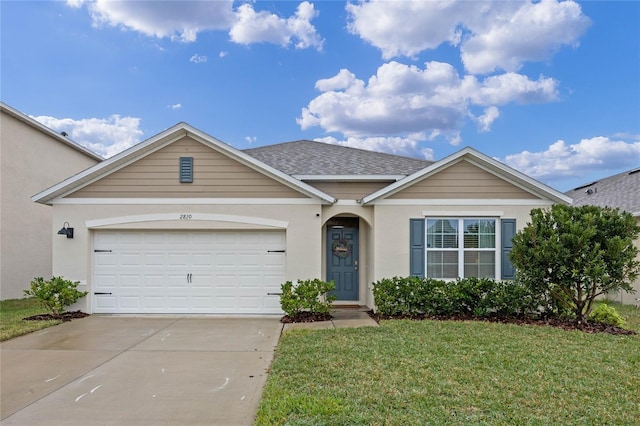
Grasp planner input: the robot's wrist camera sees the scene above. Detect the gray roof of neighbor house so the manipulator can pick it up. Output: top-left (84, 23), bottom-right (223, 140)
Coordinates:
top-left (244, 140), bottom-right (433, 177)
top-left (566, 167), bottom-right (640, 216)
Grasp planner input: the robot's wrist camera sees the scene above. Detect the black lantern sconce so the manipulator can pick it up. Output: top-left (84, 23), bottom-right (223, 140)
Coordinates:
top-left (57, 222), bottom-right (74, 239)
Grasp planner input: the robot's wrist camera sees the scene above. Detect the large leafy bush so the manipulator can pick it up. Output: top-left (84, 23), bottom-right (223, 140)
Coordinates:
top-left (510, 205), bottom-right (640, 323)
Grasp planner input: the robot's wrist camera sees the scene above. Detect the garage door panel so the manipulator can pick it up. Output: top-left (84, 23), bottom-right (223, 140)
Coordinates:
top-left (143, 253), bottom-right (165, 267)
top-left (93, 230), bottom-right (286, 314)
top-left (95, 253), bottom-right (117, 266)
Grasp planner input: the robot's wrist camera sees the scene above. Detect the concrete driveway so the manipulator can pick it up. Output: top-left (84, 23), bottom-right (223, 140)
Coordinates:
top-left (0, 316), bottom-right (282, 426)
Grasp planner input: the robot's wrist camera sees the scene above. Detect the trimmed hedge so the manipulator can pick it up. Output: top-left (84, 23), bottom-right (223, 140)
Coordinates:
top-left (372, 276), bottom-right (544, 318)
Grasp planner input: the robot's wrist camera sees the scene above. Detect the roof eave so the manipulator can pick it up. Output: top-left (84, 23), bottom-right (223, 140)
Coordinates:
top-left (293, 174), bottom-right (406, 182)
top-left (1, 102), bottom-right (104, 162)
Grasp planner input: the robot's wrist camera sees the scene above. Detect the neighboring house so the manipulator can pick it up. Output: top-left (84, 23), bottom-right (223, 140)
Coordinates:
top-left (566, 168), bottom-right (640, 305)
top-left (32, 123), bottom-right (570, 314)
top-left (0, 102), bottom-right (102, 299)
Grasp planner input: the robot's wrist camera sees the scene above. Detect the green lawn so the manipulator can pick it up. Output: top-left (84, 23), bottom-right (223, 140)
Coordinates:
top-left (0, 298), bottom-right (62, 341)
top-left (256, 302), bottom-right (640, 425)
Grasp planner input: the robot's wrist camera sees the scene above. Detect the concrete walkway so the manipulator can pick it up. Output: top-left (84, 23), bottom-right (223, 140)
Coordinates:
top-left (282, 307), bottom-right (379, 332)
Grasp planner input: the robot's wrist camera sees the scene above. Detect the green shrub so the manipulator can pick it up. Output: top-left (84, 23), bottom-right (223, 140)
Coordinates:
top-left (280, 279), bottom-right (337, 317)
top-left (510, 205), bottom-right (640, 323)
top-left (373, 276), bottom-right (550, 318)
top-left (24, 276), bottom-right (88, 315)
top-left (372, 276), bottom-right (425, 316)
top-left (588, 303), bottom-right (627, 328)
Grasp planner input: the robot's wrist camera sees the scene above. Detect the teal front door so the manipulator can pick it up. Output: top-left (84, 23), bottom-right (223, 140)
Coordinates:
top-left (327, 226), bottom-right (359, 300)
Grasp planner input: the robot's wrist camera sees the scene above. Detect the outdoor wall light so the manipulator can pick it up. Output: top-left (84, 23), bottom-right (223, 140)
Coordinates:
top-left (57, 222), bottom-right (74, 239)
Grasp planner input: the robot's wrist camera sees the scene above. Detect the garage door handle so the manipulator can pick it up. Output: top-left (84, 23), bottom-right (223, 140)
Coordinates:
top-left (94, 249), bottom-right (112, 253)
top-left (267, 292), bottom-right (282, 296)
top-left (94, 292), bottom-right (112, 295)
top-left (267, 250), bottom-right (285, 253)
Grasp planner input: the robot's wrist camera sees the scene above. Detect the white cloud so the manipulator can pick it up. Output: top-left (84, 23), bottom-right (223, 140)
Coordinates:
top-left (71, 1), bottom-right (322, 49)
top-left (189, 54), bottom-right (207, 64)
top-left (229, 1), bottom-right (323, 50)
top-left (298, 61), bottom-right (558, 143)
top-left (32, 114), bottom-right (143, 158)
top-left (473, 106), bottom-right (500, 133)
top-left (504, 137), bottom-right (640, 181)
top-left (316, 135), bottom-right (435, 161)
top-left (169, 103), bottom-right (182, 110)
top-left (219, 51), bottom-right (228, 58)
top-left (83, 0), bottom-right (235, 42)
top-left (461, 0), bottom-right (591, 74)
top-left (66, 0), bottom-right (85, 8)
top-left (245, 136), bottom-right (257, 144)
top-left (346, 0), bottom-right (589, 74)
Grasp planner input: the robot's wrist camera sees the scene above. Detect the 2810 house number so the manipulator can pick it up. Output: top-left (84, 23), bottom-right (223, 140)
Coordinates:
top-left (179, 214), bottom-right (193, 220)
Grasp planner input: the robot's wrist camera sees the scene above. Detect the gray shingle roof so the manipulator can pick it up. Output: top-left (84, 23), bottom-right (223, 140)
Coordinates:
top-left (243, 140), bottom-right (433, 176)
top-left (566, 167), bottom-right (640, 215)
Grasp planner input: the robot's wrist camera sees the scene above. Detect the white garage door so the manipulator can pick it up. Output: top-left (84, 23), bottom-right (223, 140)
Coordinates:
top-left (92, 230), bottom-right (286, 314)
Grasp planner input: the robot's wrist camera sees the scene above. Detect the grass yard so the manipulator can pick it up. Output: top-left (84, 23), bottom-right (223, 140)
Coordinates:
top-left (256, 302), bottom-right (640, 425)
top-left (0, 298), bottom-right (62, 341)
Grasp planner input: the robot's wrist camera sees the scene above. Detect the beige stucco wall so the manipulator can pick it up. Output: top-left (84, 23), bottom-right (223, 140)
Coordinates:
top-left (51, 202), bottom-right (324, 313)
top-left (0, 111), bottom-right (99, 299)
top-left (607, 216), bottom-right (640, 305)
top-left (371, 202), bottom-right (552, 283)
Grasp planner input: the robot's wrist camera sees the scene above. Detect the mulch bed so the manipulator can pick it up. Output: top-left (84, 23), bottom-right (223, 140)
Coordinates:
top-left (23, 311), bottom-right (90, 322)
top-left (280, 311), bottom-right (333, 323)
top-left (367, 311), bottom-right (637, 336)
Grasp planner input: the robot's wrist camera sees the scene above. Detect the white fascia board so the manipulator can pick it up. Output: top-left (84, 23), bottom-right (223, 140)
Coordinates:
top-left (292, 174), bottom-right (405, 181)
top-left (1, 102), bottom-right (103, 162)
top-left (361, 146), bottom-right (572, 205)
top-left (462, 150), bottom-right (572, 205)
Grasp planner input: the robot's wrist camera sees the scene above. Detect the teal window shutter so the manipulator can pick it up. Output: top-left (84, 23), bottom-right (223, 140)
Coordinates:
top-left (501, 219), bottom-right (516, 280)
top-left (179, 157), bottom-right (193, 183)
top-left (410, 219), bottom-right (425, 277)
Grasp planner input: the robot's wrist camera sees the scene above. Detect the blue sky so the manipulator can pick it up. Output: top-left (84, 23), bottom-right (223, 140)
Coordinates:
top-left (2, 0), bottom-right (638, 191)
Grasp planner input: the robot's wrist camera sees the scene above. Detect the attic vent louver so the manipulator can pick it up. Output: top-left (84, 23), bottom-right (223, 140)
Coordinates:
top-left (179, 157), bottom-right (193, 183)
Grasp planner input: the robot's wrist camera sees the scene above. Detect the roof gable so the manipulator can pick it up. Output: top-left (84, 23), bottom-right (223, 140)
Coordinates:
top-left (362, 147), bottom-right (571, 205)
top-left (33, 123), bottom-right (335, 204)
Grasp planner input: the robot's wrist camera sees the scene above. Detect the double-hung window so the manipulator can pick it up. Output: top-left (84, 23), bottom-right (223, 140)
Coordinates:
top-left (425, 218), bottom-right (497, 279)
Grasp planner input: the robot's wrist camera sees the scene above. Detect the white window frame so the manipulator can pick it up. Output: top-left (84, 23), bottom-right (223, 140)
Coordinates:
top-left (425, 217), bottom-right (500, 279)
